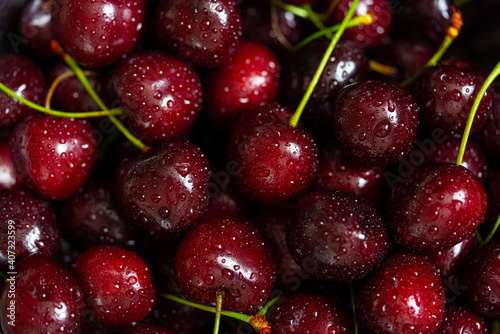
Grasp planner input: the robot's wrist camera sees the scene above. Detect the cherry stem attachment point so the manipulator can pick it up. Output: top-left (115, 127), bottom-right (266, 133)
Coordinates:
top-left (289, 0), bottom-right (362, 128)
top-left (214, 291), bottom-right (224, 334)
top-left (369, 59), bottom-right (397, 77)
top-left (349, 283), bottom-right (359, 334)
top-left (456, 60), bottom-right (500, 166)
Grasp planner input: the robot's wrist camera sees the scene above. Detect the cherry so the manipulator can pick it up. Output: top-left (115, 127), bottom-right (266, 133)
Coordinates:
top-left (0, 189), bottom-right (60, 272)
top-left (154, 0), bottom-right (242, 68)
top-left (386, 163), bottom-right (487, 254)
top-left (0, 254), bottom-right (86, 334)
top-left (312, 136), bottom-right (388, 204)
top-left (228, 103), bottom-right (318, 205)
top-left (287, 190), bottom-right (389, 282)
top-left (173, 217), bottom-right (276, 313)
top-left (268, 292), bottom-right (354, 334)
top-left (437, 302), bottom-right (490, 334)
top-left (204, 181), bottom-right (251, 220)
top-left (122, 324), bottom-right (174, 334)
top-left (333, 80), bottom-right (419, 166)
top-left (204, 41), bottom-right (281, 130)
top-left (0, 140), bottom-right (24, 190)
top-left (281, 39), bottom-right (369, 131)
top-left (71, 245), bottom-right (156, 327)
top-left (112, 51), bottom-right (203, 146)
top-left (59, 179), bottom-right (140, 250)
top-left (9, 114), bottom-right (98, 201)
top-left (0, 54), bottom-right (46, 131)
top-left (18, 0), bottom-right (55, 61)
top-left (356, 251), bottom-right (445, 333)
top-left (51, 0), bottom-right (146, 68)
top-left (413, 65), bottom-right (494, 136)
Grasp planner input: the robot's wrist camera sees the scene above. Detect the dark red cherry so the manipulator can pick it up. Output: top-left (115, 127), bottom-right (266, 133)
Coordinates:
top-left (333, 80), bottom-right (419, 166)
top-left (72, 245), bottom-right (156, 327)
top-left (413, 65), bottom-right (493, 136)
top-left (60, 179), bottom-right (140, 250)
top-left (18, 0), bottom-right (55, 61)
top-left (51, 0), bottom-right (146, 68)
top-left (287, 190), bottom-right (389, 282)
top-left (116, 140), bottom-right (210, 238)
top-left (312, 136), bottom-right (388, 204)
top-left (281, 39), bottom-right (369, 131)
top-left (9, 114), bottom-right (98, 201)
top-left (0, 189), bottom-right (60, 272)
top-left (0, 140), bottom-right (24, 190)
top-left (461, 239), bottom-right (500, 319)
top-left (475, 87), bottom-right (500, 161)
top-left (327, 0), bottom-right (392, 48)
top-left (228, 103), bottom-right (318, 205)
top-left (0, 54), bottom-right (46, 131)
top-left (204, 41), bottom-right (280, 130)
top-left (204, 181), bottom-right (251, 220)
top-left (437, 302), bottom-right (490, 334)
top-left (174, 217), bottom-right (276, 313)
top-left (112, 51), bottom-right (203, 146)
top-left (154, 0), bottom-right (242, 68)
top-left (0, 254), bottom-right (86, 334)
top-left (268, 292), bottom-right (354, 334)
top-left (122, 324), bottom-right (174, 334)
top-left (386, 163), bottom-right (487, 254)
top-left (482, 169), bottom-right (500, 235)
top-left (356, 252), bottom-right (445, 334)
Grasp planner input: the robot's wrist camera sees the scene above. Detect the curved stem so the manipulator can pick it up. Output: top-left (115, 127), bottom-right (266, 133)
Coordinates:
top-left (475, 229), bottom-right (484, 244)
top-left (289, 0), bottom-right (362, 128)
top-left (0, 81), bottom-right (122, 118)
top-left (304, 4), bottom-right (327, 30)
top-left (270, 1), bottom-right (294, 51)
top-left (479, 214), bottom-right (500, 249)
top-left (273, 0), bottom-right (309, 18)
top-left (349, 283), bottom-right (359, 334)
top-left (214, 292), bottom-right (224, 334)
top-left (369, 59), bottom-right (397, 77)
top-left (45, 70), bottom-right (103, 109)
top-left (258, 297), bottom-right (280, 315)
top-left (456, 60), bottom-right (500, 166)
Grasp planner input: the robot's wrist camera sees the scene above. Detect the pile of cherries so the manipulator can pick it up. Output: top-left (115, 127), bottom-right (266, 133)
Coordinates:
top-left (0, 0), bottom-right (499, 333)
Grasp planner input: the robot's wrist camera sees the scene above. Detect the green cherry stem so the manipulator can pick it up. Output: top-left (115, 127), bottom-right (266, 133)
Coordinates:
top-left (303, 4), bottom-right (327, 30)
top-left (289, 0), bottom-right (362, 128)
top-left (213, 292), bottom-right (224, 334)
top-left (456, 60), bottom-right (500, 166)
top-left (0, 82), bottom-right (122, 118)
top-left (349, 283), bottom-right (359, 334)
top-left (50, 40), bottom-right (150, 153)
top-left (273, 0), bottom-right (309, 18)
top-left (258, 297), bottom-right (280, 315)
top-left (493, 320), bottom-right (500, 334)
top-left (479, 214), bottom-right (500, 249)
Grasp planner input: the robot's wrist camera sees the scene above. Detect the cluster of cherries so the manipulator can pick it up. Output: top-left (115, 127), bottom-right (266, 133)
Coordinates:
top-left (0, 0), bottom-right (499, 333)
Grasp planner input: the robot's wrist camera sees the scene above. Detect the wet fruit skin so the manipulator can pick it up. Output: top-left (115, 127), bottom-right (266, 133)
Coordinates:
top-left (287, 190), bottom-right (389, 282)
top-left (71, 245), bottom-right (156, 328)
top-left (355, 252), bottom-right (445, 334)
top-left (154, 0), bottom-right (242, 68)
top-left (436, 302), bottom-right (490, 334)
top-left (9, 114), bottom-right (98, 201)
top-left (173, 217), bottom-right (276, 314)
top-left (268, 292), bottom-right (354, 334)
top-left (0, 140), bottom-right (24, 190)
top-left (51, 0), bottom-right (146, 69)
top-left (116, 140), bottom-right (210, 239)
top-left (0, 189), bottom-right (61, 272)
top-left (0, 254), bottom-right (87, 334)
top-left (18, 0), bottom-right (55, 61)
top-left (385, 163), bottom-right (487, 254)
top-left (112, 51), bottom-right (203, 146)
top-left (333, 80), bottom-right (419, 167)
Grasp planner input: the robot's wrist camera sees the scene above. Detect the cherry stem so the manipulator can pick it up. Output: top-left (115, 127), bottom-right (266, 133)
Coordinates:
top-left (304, 3), bottom-right (327, 31)
top-left (270, 1), bottom-right (294, 51)
top-left (45, 70), bottom-right (103, 109)
top-left (213, 291), bottom-right (224, 334)
top-left (324, 0), bottom-right (341, 22)
top-left (258, 297), bottom-right (280, 315)
top-left (0, 81), bottom-right (122, 118)
top-left (349, 283), bottom-right (359, 334)
top-left (273, 0), bottom-right (309, 18)
top-left (50, 40), bottom-right (150, 153)
top-left (369, 59), bottom-right (397, 77)
top-left (493, 320), bottom-right (500, 334)
top-left (475, 229), bottom-right (484, 244)
top-left (289, 0), bottom-right (362, 128)
top-left (401, 7), bottom-right (462, 87)
top-left (479, 214), bottom-right (500, 249)
top-left (456, 60), bottom-right (500, 166)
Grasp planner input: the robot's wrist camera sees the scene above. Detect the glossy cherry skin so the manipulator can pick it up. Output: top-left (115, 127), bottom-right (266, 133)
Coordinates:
top-left (0, 140), bottom-right (24, 190)
top-left (71, 245), bottom-right (156, 327)
top-left (51, 0), bottom-right (146, 68)
top-left (413, 65), bottom-right (493, 136)
top-left (9, 114), bottom-right (98, 201)
top-left (328, 0), bottom-right (392, 48)
top-left (0, 189), bottom-right (60, 271)
top-left (287, 190), bottom-right (389, 282)
top-left (333, 80), bottom-right (419, 166)
top-left (18, 0), bottom-right (55, 61)
top-left (386, 163), bottom-right (487, 254)
top-left (204, 181), bottom-right (251, 220)
top-left (228, 103), bottom-right (318, 205)
top-left (154, 0), bottom-right (242, 68)
top-left (174, 217), bottom-right (276, 313)
top-left (356, 252), bottom-right (445, 334)
top-left (122, 324), bottom-right (174, 334)
top-left (437, 302), bottom-right (490, 334)
top-left (204, 41), bottom-right (280, 130)
top-left (112, 51), bottom-right (203, 146)
top-left (268, 292), bottom-right (354, 334)
top-left (60, 179), bottom-right (139, 250)
top-left (116, 140), bottom-right (210, 238)
top-left (461, 239), bottom-right (500, 319)
top-left (0, 54), bottom-right (45, 131)
top-left (0, 254), bottom-right (86, 334)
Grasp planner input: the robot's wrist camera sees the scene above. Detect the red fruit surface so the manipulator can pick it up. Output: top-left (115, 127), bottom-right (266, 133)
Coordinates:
top-left (0, 140), bottom-right (24, 190)
top-left (437, 302), bottom-right (490, 334)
